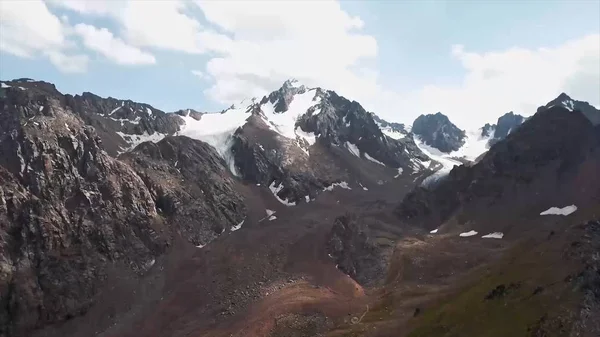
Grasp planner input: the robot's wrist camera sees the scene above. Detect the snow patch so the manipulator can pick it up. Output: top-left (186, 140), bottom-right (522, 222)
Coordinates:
top-left (459, 230), bottom-right (478, 237)
top-left (268, 181), bottom-right (296, 206)
top-left (562, 100), bottom-right (575, 111)
top-left (231, 219), bottom-right (245, 231)
top-left (266, 209), bottom-right (275, 216)
top-left (358, 183), bottom-right (368, 191)
top-left (345, 142), bottom-right (360, 157)
top-left (268, 215), bottom-right (277, 221)
top-left (110, 106), bottom-right (121, 115)
top-left (394, 167), bottom-right (404, 178)
top-left (1, 83), bottom-right (10, 88)
top-left (481, 232), bottom-right (504, 239)
top-left (117, 131), bottom-right (166, 151)
top-left (305, 195), bottom-right (310, 202)
top-left (430, 228), bottom-right (439, 234)
top-left (364, 152), bottom-right (385, 166)
top-left (146, 107), bottom-right (152, 116)
top-left (540, 205), bottom-right (577, 216)
top-left (323, 181), bottom-right (351, 191)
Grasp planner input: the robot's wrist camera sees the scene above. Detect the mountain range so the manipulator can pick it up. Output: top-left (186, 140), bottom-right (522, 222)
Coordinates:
top-left (1, 77), bottom-right (599, 337)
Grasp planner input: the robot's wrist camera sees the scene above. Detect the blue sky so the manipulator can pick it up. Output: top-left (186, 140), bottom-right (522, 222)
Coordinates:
top-left (1, 0), bottom-right (599, 129)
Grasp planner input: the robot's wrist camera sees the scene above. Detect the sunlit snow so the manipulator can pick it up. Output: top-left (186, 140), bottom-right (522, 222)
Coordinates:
top-left (448, 128), bottom-right (494, 161)
top-left (430, 228), bottom-right (439, 234)
top-left (178, 106), bottom-right (251, 176)
top-left (260, 89), bottom-right (321, 140)
top-left (415, 136), bottom-right (462, 185)
top-left (394, 167), bottom-right (404, 178)
top-left (459, 230), bottom-right (478, 237)
top-left (117, 131), bottom-right (166, 151)
top-left (345, 142), bottom-right (361, 157)
top-left (231, 219), bottom-right (245, 231)
top-left (323, 181), bottom-right (352, 191)
top-left (364, 152), bottom-right (385, 166)
top-left (540, 205), bottom-right (577, 216)
top-left (269, 181), bottom-right (296, 206)
top-left (481, 232), bottom-right (504, 239)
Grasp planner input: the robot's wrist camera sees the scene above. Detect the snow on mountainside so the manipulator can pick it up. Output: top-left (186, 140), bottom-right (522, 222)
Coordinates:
top-left (540, 92), bottom-right (600, 126)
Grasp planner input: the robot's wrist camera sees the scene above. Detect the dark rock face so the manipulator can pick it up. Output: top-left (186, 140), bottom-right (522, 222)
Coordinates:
top-left (297, 90), bottom-right (427, 169)
top-left (325, 215), bottom-right (388, 287)
top-left (412, 112), bottom-right (466, 153)
top-left (397, 106), bottom-right (599, 228)
top-left (539, 92), bottom-right (600, 126)
top-left (482, 111), bottom-right (526, 146)
top-left (0, 81), bottom-right (245, 336)
top-left (120, 136), bottom-right (246, 246)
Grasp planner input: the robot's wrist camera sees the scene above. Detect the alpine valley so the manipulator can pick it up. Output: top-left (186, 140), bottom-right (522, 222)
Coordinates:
top-left (1, 78), bottom-right (599, 337)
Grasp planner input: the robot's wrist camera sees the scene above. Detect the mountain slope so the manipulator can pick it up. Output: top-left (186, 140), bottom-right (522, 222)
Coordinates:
top-left (178, 79), bottom-right (431, 204)
top-left (397, 105), bottom-right (600, 234)
top-left (0, 79), bottom-right (246, 337)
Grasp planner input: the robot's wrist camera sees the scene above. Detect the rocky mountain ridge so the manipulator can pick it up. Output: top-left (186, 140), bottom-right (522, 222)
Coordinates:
top-left (0, 81), bottom-right (246, 336)
top-left (411, 112), bottom-right (466, 153)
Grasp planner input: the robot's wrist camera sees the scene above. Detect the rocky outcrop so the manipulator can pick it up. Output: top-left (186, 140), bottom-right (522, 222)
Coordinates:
top-left (120, 136), bottom-right (246, 246)
top-left (412, 112), bottom-right (466, 153)
top-left (325, 214), bottom-right (389, 287)
top-left (1, 79), bottom-right (184, 156)
top-left (0, 80), bottom-right (245, 337)
top-left (482, 111), bottom-right (525, 146)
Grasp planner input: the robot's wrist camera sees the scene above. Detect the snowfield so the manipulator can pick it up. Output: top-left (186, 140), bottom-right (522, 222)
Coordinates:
top-left (540, 205), bottom-right (577, 216)
top-left (448, 128), bottom-right (494, 161)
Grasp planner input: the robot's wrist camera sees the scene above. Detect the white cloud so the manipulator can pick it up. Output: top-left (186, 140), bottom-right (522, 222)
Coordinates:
top-left (45, 50), bottom-right (88, 73)
top-left (389, 33), bottom-right (600, 129)
top-left (2, 0), bottom-right (598, 131)
top-left (74, 23), bottom-right (156, 65)
top-left (0, 0), bottom-right (66, 57)
top-left (191, 70), bottom-right (209, 79)
top-left (120, 1), bottom-right (205, 53)
top-left (194, 0), bottom-right (378, 104)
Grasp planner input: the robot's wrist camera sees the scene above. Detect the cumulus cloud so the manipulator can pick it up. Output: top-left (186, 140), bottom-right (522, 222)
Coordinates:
top-left (74, 23), bottom-right (156, 65)
top-left (0, 0), bottom-right (67, 57)
top-left (194, 0), bottom-right (378, 104)
top-left (392, 33), bottom-right (600, 128)
top-left (3, 0), bottom-right (599, 130)
top-left (45, 50), bottom-right (89, 73)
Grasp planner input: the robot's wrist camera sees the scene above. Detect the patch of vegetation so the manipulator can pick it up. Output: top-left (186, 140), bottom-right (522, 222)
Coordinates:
top-left (407, 240), bottom-right (582, 337)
